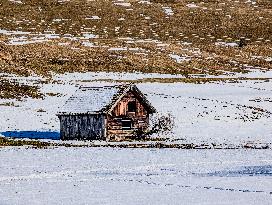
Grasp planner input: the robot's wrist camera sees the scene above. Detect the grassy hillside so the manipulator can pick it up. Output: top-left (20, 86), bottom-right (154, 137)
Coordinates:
top-left (0, 0), bottom-right (271, 77)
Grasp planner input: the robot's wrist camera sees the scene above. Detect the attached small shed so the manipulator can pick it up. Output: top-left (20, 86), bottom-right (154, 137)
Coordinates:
top-left (57, 84), bottom-right (156, 140)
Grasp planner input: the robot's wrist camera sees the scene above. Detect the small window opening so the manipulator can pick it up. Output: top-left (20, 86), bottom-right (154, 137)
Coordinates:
top-left (127, 101), bottom-right (136, 112)
top-left (122, 119), bottom-right (132, 130)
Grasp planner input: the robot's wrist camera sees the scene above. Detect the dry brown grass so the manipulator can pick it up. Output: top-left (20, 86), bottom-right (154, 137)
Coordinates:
top-left (0, 137), bottom-right (269, 149)
top-left (0, 0), bottom-right (271, 77)
top-left (0, 78), bottom-right (43, 99)
top-left (0, 137), bottom-right (51, 148)
top-left (0, 40), bottom-right (199, 76)
top-left (1, 39), bottom-right (271, 78)
top-left (1, 0), bottom-right (270, 40)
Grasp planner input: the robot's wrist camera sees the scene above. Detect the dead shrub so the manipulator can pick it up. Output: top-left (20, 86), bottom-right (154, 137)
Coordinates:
top-left (134, 113), bottom-right (175, 140)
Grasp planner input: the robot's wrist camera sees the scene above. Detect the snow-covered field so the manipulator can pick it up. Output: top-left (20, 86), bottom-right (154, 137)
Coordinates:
top-left (1, 1), bottom-right (271, 204)
top-left (0, 147), bottom-right (271, 205)
top-left (1, 70), bottom-right (272, 145)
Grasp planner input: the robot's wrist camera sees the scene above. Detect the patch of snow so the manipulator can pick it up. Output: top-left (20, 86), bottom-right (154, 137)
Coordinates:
top-left (85, 16), bottom-right (101, 20)
top-left (43, 34), bottom-right (60, 39)
top-left (118, 37), bottom-right (134, 41)
top-left (8, 0), bottom-right (22, 3)
top-left (0, 29), bottom-right (30, 35)
top-left (156, 43), bottom-right (169, 47)
top-left (7, 37), bottom-right (49, 45)
top-left (108, 47), bottom-right (128, 51)
top-left (128, 48), bottom-right (143, 51)
top-left (135, 39), bottom-right (160, 43)
top-left (58, 42), bottom-right (69, 46)
top-left (181, 42), bottom-right (192, 45)
top-left (81, 41), bottom-right (95, 47)
top-left (52, 19), bottom-right (63, 22)
top-left (53, 71), bottom-right (185, 82)
top-left (265, 57), bottom-right (272, 62)
top-left (169, 54), bottom-right (191, 63)
top-left (186, 3), bottom-right (199, 8)
top-left (162, 7), bottom-right (174, 16)
top-left (114, 1), bottom-right (131, 7)
top-left (251, 56), bottom-right (272, 63)
top-left (59, 85), bottom-right (124, 114)
top-left (107, 47), bottom-right (145, 52)
top-left (245, 0), bottom-right (256, 5)
top-left (138, 0), bottom-right (152, 4)
top-left (215, 42), bottom-right (238, 47)
top-left (81, 33), bottom-right (98, 39)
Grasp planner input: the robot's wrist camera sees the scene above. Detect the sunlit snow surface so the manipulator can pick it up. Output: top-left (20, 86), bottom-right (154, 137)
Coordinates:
top-left (1, 71), bottom-right (272, 204)
top-left (1, 70), bottom-right (272, 144)
top-left (0, 148), bottom-right (271, 205)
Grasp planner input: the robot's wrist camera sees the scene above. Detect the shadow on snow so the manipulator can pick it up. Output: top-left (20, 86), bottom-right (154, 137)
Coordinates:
top-left (1, 131), bottom-right (60, 140)
top-left (197, 165), bottom-right (272, 177)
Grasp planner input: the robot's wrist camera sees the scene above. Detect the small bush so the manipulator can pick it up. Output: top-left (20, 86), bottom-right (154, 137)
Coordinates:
top-left (149, 113), bottom-right (175, 135)
top-left (133, 113), bottom-right (175, 140)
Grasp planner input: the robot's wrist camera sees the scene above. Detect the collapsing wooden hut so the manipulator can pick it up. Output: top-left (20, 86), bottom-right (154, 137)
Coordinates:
top-left (56, 84), bottom-right (156, 140)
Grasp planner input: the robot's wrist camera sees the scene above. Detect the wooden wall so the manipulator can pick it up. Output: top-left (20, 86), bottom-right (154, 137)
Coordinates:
top-left (59, 114), bottom-right (106, 140)
top-left (107, 91), bottom-right (149, 140)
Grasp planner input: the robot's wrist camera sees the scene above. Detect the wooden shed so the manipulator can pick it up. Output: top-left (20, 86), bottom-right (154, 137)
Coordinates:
top-left (56, 84), bottom-right (156, 141)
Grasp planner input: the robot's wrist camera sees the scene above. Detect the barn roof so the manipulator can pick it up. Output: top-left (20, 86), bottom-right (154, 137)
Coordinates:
top-left (57, 84), bottom-right (156, 115)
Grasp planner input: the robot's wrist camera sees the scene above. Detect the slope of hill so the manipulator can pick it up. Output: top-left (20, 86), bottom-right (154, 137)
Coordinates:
top-left (0, 0), bottom-right (271, 78)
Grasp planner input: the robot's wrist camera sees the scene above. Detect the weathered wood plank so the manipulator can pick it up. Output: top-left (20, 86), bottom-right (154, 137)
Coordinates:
top-left (107, 91), bottom-right (150, 140)
top-left (59, 114), bottom-right (106, 140)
